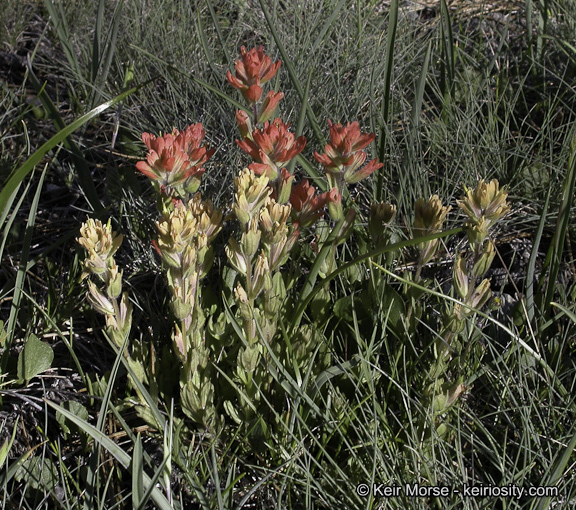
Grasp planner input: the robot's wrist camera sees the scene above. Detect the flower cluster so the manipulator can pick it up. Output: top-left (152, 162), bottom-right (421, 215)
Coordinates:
top-left (444, 179), bottom-right (510, 333)
top-left (236, 118), bottom-right (306, 181)
top-left (154, 198), bottom-right (223, 358)
top-left (229, 47), bottom-right (344, 227)
top-left (232, 168), bottom-right (273, 226)
top-left (136, 124), bottom-right (215, 197)
top-left (74, 44), bottom-right (515, 440)
top-left (314, 120), bottom-right (383, 191)
top-left (227, 46), bottom-right (281, 105)
top-left (289, 179), bottom-right (338, 228)
top-left (413, 195), bottom-right (451, 265)
top-left (77, 219), bottom-right (131, 346)
top-left (457, 179), bottom-right (510, 247)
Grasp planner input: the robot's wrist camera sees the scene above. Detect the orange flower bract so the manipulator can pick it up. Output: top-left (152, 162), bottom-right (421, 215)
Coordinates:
top-left (289, 179), bottom-right (339, 228)
top-left (226, 46), bottom-right (281, 105)
top-left (236, 118), bottom-right (306, 179)
top-left (314, 120), bottom-right (383, 188)
top-left (136, 124), bottom-right (215, 195)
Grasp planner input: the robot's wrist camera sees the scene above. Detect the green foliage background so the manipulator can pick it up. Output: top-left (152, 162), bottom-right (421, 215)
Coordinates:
top-left (1, 0), bottom-right (576, 508)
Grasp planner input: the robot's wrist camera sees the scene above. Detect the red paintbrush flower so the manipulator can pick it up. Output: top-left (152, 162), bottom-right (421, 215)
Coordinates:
top-left (226, 46), bottom-right (281, 105)
top-left (136, 123), bottom-right (214, 195)
top-left (314, 120), bottom-right (382, 188)
top-left (289, 179), bottom-right (339, 228)
top-left (236, 118), bottom-right (306, 179)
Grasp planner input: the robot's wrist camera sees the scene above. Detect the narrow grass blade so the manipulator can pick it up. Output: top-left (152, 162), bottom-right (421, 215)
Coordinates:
top-left (526, 0), bottom-right (534, 58)
top-left (526, 188), bottom-right (550, 325)
top-left (401, 40), bottom-right (432, 199)
top-left (204, 0), bottom-right (231, 68)
top-left (191, 75), bottom-right (245, 111)
top-left (0, 82), bottom-right (147, 216)
top-left (375, 0), bottom-right (398, 202)
top-left (138, 455), bottom-right (171, 510)
top-left (540, 131), bottom-right (576, 318)
top-left (0, 180), bottom-right (28, 270)
top-left (439, 0), bottom-right (456, 117)
top-left (308, 0), bottom-right (347, 57)
top-left (132, 433), bottom-right (144, 509)
top-left (26, 56), bottom-right (102, 212)
top-left (533, 423), bottom-right (576, 510)
top-left (90, 0), bottom-right (106, 87)
top-left (289, 70), bottom-right (324, 183)
top-left (310, 358), bottom-right (360, 401)
top-left (2, 166), bottom-right (47, 370)
top-left (89, 0), bottom-right (125, 109)
top-left (127, 43), bottom-right (247, 116)
top-left (0, 181), bottom-right (22, 233)
top-left (196, 9), bottom-right (216, 74)
top-left (257, 0), bottom-right (324, 147)
top-left (411, 41), bottom-right (432, 136)
top-left (43, 0), bottom-right (84, 96)
top-left (45, 400), bottom-right (173, 510)
top-left (211, 444), bottom-right (224, 510)
top-left (119, 350), bottom-right (166, 432)
top-left (84, 330), bottom-right (130, 509)
top-left (0, 417), bottom-right (19, 469)
top-left (550, 302), bottom-right (576, 324)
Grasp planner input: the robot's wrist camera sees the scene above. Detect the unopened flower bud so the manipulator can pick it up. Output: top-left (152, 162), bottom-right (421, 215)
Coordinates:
top-left (257, 90), bottom-right (284, 124)
top-left (453, 253), bottom-right (469, 299)
top-left (414, 195), bottom-right (451, 264)
top-left (369, 201), bottom-right (396, 241)
top-left (236, 109), bottom-right (252, 138)
top-left (234, 283), bottom-right (249, 304)
top-left (465, 217), bottom-right (490, 248)
top-left (466, 278), bottom-right (492, 310)
top-left (116, 292), bottom-right (133, 333)
top-left (87, 280), bottom-right (115, 315)
top-left (414, 195), bottom-right (451, 236)
top-left (472, 239), bottom-right (496, 278)
top-left (276, 168), bottom-right (295, 204)
top-left (248, 252), bottom-right (272, 299)
top-left (173, 324), bottom-right (187, 360)
top-left (106, 264), bottom-right (123, 299)
top-left (226, 239), bottom-right (249, 275)
top-left (334, 208), bottom-right (356, 245)
top-left (238, 220), bottom-right (260, 259)
top-left (327, 191), bottom-right (344, 221)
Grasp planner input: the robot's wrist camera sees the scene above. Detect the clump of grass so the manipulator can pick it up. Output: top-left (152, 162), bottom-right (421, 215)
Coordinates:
top-left (2, 0), bottom-right (576, 509)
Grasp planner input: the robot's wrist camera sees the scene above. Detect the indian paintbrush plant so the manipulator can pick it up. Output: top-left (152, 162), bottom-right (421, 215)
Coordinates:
top-left (78, 46), bottom-right (511, 464)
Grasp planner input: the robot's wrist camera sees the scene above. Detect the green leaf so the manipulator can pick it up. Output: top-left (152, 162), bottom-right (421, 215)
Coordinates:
top-left (17, 334), bottom-right (54, 385)
top-left (15, 456), bottom-right (59, 492)
top-left (334, 295), bottom-right (354, 322)
top-left (56, 400), bottom-right (89, 439)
